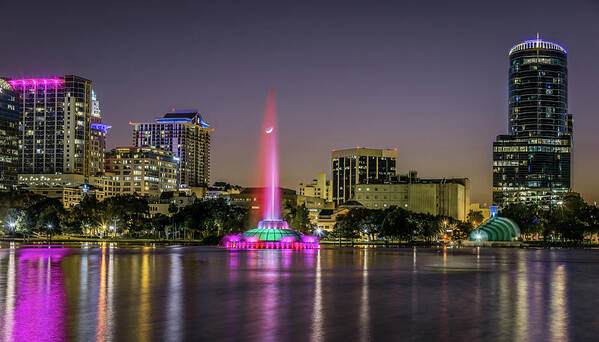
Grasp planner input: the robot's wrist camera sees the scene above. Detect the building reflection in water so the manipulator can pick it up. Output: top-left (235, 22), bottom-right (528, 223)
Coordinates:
top-left (551, 264), bottom-right (568, 341)
top-left (138, 249), bottom-right (151, 341)
top-left (2, 250), bottom-right (15, 341)
top-left (166, 250), bottom-right (182, 341)
top-left (359, 249), bottom-right (370, 342)
top-left (78, 250), bottom-right (89, 338)
top-left (96, 247), bottom-right (107, 341)
top-left (438, 248), bottom-right (448, 339)
top-left (514, 251), bottom-right (528, 341)
top-left (310, 250), bottom-right (323, 342)
top-left (1, 249), bottom-right (69, 341)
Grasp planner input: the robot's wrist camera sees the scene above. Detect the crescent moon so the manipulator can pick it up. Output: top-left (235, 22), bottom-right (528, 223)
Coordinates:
top-left (265, 127), bottom-right (273, 134)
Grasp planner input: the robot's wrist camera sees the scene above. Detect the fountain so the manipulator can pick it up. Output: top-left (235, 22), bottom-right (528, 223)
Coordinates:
top-left (223, 90), bottom-right (319, 249)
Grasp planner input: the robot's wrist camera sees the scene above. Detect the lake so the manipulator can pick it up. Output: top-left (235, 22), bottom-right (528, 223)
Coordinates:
top-left (0, 245), bottom-right (598, 341)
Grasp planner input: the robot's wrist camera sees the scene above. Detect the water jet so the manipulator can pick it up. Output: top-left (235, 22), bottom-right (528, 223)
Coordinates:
top-left (223, 90), bottom-right (319, 249)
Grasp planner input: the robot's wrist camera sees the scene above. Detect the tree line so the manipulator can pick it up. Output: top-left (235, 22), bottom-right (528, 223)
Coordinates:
top-left (499, 193), bottom-right (599, 242)
top-left (0, 190), bottom-right (312, 242)
top-left (330, 206), bottom-right (474, 243)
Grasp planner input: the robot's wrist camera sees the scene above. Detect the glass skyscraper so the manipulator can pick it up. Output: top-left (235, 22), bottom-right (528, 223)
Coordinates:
top-left (493, 37), bottom-right (571, 208)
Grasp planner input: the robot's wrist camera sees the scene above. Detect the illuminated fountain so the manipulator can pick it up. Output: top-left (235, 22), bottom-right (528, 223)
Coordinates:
top-left (223, 90), bottom-right (319, 249)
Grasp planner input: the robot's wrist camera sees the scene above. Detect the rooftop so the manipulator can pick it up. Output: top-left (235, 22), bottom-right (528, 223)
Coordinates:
top-left (509, 37), bottom-right (567, 56)
top-left (154, 111), bottom-right (210, 128)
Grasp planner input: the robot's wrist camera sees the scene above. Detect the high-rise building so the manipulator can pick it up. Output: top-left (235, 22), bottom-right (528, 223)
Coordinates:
top-left (332, 147), bottom-right (398, 206)
top-left (105, 146), bottom-right (178, 196)
top-left (131, 111), bottom-right (212, 188)
top-left (7, 75), bottom-right (93, 176)
top-left (0, 79), bottom-right (19, 191)
top-left (89, 90), bottom-right (110, 175)
top-left (493, 37), bottom-right (571, 208)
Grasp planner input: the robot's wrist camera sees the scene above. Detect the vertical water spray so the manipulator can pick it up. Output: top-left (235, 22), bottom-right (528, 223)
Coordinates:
top-left (222, 89), bottom-right (319, 249)
top-left (262, 89), bottom-right (281, 220)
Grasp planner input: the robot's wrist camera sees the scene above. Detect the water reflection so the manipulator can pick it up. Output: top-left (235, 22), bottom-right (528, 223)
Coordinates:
top-left (310, 250), bottom-right (323, 342)
top-left (2, 250), bottom-right (15, 341)
top-left (0, 247), bottom-right (592, 341)
top-left (359, 249), bottom-right (369, 342)
top-left (138, 249), bottom-right (151, 341)
top-left (166, 251), bottom-right (182, 342)
top-left (96, 247), bottom-right (107, 341)
top-left (551, 264), bottom-right (568, 341)
top-left (1, 249), bottom-right (70, 341)
top-left (258, 251), bottom-right (280, 342)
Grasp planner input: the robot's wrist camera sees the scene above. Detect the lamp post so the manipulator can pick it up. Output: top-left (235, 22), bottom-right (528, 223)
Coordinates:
top-left (47, 223), bottom-right (53, 242)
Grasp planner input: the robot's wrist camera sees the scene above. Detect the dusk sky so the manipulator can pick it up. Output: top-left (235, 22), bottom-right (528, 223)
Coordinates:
top-left (2, 0), bottom-right (598, 203)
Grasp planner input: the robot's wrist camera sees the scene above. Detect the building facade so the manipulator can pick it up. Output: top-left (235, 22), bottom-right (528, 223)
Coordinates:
top-left (353, 175), bottom-right (470, 221)
top-left (493, 37), bottom-right (571, 208)
top-left (7, 76), bottom-right (93, 176)
top-left (105, 146), bottom-right (177, 197)
top-left (131, 111), bottom-right (212, 187)
top-left (332, 147), bottom-right (398, 206)
top-left (0, 79), bottom-right (19, 191)
top-left (18, 173), bottom-right (118, 207)
top-left (89, 90), bottom-right (110, 175)
top-left (299, 172), bottom-right (332, 202)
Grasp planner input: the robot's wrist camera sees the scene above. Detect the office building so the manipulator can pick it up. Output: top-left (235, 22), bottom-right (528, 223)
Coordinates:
top-left (332, 147), bottom-right (398, 206)
top-left (493, 37), bottom-right (571, 207)
top-left (131, 111), bottom-right (212, 187)
top-left (0, 79), bottom-right (19, 191)
top-left (7, 75), bottom-right (93, 176)
top-left (353, 172), bottom-right (470, 221)
top-left (105, 146), bottom-right (178, 197)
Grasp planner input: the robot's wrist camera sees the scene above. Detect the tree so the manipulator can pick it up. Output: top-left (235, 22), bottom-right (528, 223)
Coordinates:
top-left (500, 203), bottom-right (543, 236)
top-left (285, 204), bottom-right (312, 234)
top-left (466, 210), bottom-right (485, 227)
top-left (380, 206), bottom-right (412, 241)
top-left (151, 213), bottom-right (170, 238)
top-left (331, 211), bottom-right (362, 242)
top-left (416, 214), bottom-right (444, 242)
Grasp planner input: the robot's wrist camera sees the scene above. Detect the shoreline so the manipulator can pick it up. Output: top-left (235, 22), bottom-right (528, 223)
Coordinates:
top-left (1, 237), bottom-right (599, 249)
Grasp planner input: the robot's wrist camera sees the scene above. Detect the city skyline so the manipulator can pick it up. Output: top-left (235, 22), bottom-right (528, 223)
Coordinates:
top-left (2, 0), bottom-right (598, 203)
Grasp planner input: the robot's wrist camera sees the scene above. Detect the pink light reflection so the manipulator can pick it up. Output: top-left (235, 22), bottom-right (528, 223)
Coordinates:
top-left (6, 249), bottom-right (70, 341)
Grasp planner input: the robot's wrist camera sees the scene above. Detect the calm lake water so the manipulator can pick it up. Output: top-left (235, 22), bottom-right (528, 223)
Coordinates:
top-left (0, 246), bottom-right (598, 341)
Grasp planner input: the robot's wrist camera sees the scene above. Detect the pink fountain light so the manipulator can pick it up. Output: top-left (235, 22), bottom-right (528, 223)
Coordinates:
top-left (262, 88), bottom-right (281, 221)
top-left (223, 89), bottom-right (319, 249)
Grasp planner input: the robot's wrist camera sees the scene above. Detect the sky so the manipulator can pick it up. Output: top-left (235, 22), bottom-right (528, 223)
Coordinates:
top-left (1, 0), bottom-right (598, 204)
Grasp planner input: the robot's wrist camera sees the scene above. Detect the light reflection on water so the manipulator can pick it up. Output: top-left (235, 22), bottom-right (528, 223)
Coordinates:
top-left (0, 247), bottom-right (598, 341)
